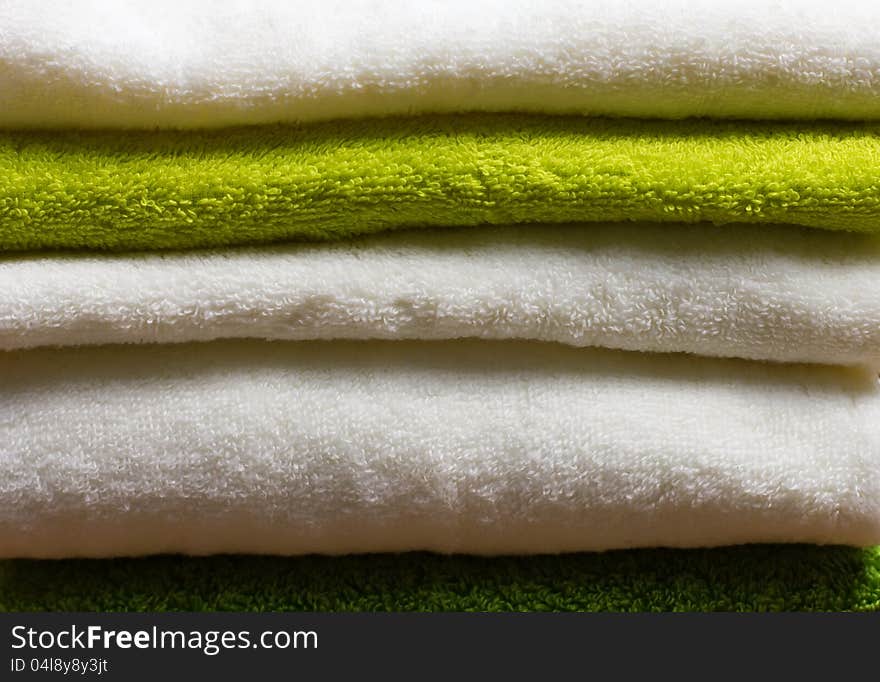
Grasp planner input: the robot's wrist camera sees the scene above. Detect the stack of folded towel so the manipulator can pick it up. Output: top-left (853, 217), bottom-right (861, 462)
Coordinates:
top-left (2, 0), bottom-right (880, 609)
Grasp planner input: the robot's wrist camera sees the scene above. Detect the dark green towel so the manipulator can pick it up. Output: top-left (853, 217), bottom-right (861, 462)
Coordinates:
top-left (3, 546), bottom-right (878, 612)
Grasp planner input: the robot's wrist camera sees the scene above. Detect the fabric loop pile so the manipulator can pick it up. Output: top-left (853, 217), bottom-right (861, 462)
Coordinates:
top-left (1, 0), bottom-right (879, 611)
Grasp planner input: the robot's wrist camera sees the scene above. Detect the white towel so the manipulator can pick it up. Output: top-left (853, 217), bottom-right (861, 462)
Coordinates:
top-left (3, 0), bottom-right (880, 128)
top-left (2, 339), bottom-right (878, 558)
top-left (3, 223), bottom-right (879, 366)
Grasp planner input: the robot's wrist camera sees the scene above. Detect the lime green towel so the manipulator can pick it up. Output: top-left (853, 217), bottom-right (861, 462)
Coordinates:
top-left (2, 547), bottom-right (878, 612)
top-left (2, 116), bottom-right (879, 252)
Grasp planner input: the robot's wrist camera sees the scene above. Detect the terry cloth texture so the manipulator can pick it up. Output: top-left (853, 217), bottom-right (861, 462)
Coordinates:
top-left (2, 547), bottom-right (880, 612)
top-left (3, 0), bottom-right (880, 128)
top-left (4, 222), bottom-right (880, 366)
top-left (2, 340), bottom-right (879, 559)
top-left (2, 116), bottom-right (880, 253)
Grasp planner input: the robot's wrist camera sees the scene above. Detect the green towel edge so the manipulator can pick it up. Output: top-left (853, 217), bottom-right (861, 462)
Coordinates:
top-left (3, 545), bottom-right (878, 612)
top-left (3, 115), bottom-right (880, 252)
